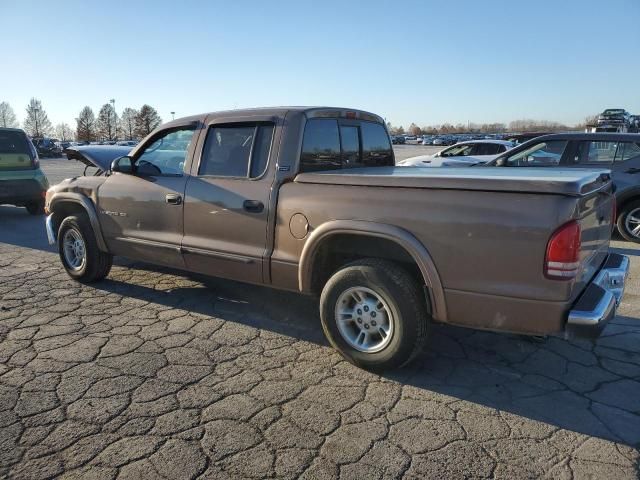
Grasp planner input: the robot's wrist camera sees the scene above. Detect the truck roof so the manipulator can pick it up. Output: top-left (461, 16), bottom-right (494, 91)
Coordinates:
top-left (165, 106), bottom-right (385, 127)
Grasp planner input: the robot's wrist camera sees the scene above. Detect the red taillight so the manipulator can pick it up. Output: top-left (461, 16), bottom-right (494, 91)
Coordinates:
top-left (545, 221), bottom-right (581, 280)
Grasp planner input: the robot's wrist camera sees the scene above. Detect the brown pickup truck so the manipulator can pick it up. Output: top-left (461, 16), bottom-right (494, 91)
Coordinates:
top-left (46, 107), bottom-right (629, 370)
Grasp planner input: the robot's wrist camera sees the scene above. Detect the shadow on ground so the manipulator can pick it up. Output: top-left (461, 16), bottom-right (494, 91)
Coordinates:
top-left (93, 259), bottom-right (640, 447)
top-left (2, 205), bottom-right (639, 447)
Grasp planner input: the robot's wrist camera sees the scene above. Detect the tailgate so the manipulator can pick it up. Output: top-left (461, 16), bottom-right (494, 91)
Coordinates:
top-left (572, 190), bottom-right (615, 300)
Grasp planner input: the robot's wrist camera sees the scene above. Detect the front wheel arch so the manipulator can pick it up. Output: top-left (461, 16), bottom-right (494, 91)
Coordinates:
top-left (49, 194), bottom-right (109, 252)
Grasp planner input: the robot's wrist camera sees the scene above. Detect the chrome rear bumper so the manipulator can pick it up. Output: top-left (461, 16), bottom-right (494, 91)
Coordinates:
top-left (566, 253), bottom-right (629, 339)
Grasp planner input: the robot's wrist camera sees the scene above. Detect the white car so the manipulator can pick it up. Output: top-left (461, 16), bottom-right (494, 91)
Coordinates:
top-left (396, 140), bottom-right (515, 167)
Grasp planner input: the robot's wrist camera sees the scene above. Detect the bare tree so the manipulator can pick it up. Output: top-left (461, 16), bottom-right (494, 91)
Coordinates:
top-left (134, 105), bottom-right (162, 138)
top-left (408, 123), bottom-right (422, 136)
top-left (23, 98), bottom-right (52, 138)
top-left (508, 119), bottom-right (567, 132)
top-left (119, 107), bottom-right (139, 140)
top-left (96, 103), bottom-right (118, 141)
top-left (76, 106), bottom-right (96, 142)
top-left (439, 123), bottom-right (455, 134)
top-left (55, 123), bottom-right (74, 141)
top-left (0, 102), bottom-right (18, 128)
top-left (584, 115), bottom-right (598, 126)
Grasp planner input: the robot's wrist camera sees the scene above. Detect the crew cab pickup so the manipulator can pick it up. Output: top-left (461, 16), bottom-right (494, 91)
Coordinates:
top-left (46, 107), bottom-right (629, 370)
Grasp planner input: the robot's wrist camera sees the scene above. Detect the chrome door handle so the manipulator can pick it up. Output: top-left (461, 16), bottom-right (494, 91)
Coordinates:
top-left (165, 193), bottom-right (182, 205)
top-left (243, 200), bottom-right (264, 213)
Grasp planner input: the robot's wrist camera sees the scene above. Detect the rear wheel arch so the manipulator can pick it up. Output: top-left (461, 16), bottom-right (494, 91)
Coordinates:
top-left (299, 220), bottom-right (447, 322)
top-left (616, 189), bottom-right (640, 216)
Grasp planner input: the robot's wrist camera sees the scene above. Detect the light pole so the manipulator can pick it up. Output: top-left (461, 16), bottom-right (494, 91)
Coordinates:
top-left (171, 111), bottom-right (175, 120)
top-left (33, 107), bottom-right (40, 138)
top-left (110, 99), bottom-right (116, 140)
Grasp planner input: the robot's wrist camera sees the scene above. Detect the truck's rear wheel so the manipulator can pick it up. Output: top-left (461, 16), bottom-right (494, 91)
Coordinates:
top-left (320, 259), bottom-right (429, 371)
top-left (57, 215), bottom-right (113, 282)
top-left (617, 200), bottom-right (640, 243)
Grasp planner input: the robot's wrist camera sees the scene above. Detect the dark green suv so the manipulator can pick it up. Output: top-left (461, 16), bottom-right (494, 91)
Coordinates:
top-left (0, 128), bottom-right (49, 214)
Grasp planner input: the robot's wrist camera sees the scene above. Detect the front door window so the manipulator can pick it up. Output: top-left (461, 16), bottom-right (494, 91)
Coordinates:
top-left (135, 128), bottom-right (196, 176)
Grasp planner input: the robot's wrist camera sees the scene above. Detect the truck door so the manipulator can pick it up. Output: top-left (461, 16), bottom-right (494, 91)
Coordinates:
top-left (98, 124), bottom-right (201, 269)
top-left (181, 115), bottom-right (281, 284)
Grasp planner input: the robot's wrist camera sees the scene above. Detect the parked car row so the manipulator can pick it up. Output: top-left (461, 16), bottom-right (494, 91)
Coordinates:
top-left (486, 133), bottom-right (640, 242)
top-left (392, 132), bottom-right (523, 147)
top-left (399, 132), bottom-right (640, 242)
top-left (397, 140), bottom-right (516, 167)
top-left (32, 137), bottom-right (62, 157)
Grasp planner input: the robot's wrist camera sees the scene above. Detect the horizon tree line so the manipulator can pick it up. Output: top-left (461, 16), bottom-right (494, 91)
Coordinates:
top-left (387, 118), bottom-right (593, 136)
top-left (2, 98), bottom-right (601, 140)
top-left (0, 98), bottom-right (163, 142)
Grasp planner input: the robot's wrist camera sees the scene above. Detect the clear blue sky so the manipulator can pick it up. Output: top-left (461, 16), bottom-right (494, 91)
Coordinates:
top-left (2, 0), bottom-right (639, 129)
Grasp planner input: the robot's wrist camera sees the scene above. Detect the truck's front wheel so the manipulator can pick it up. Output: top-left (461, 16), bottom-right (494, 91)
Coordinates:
top-left (57, 215), bottom-right (113, 282)
top-left (320, 259), bottom-right (429, 371)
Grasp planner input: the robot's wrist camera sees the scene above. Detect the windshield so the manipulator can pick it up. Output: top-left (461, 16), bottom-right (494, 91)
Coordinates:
top-left (0, 131), bottom-right (34, 170)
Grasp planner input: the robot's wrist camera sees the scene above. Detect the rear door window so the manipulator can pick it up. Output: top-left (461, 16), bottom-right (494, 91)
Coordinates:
top-left (505, 140), bottom-right (568, 166)
top-left (573, 141), bottom-right (617, 165)
top-left (616, 142), bottom-right (640, 162)
top-left (473, 143), bottom-right (503, 155)
top-left (199, 124), bottom-right (274, 178)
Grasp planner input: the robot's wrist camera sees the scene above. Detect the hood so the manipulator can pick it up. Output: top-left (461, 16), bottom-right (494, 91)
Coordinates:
top-left (64, 145), bottom-right (132, 171)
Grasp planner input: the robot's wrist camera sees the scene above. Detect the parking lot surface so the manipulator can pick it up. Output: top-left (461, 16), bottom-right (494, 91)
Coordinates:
top-left (0, 156), bottom-right (638, 479)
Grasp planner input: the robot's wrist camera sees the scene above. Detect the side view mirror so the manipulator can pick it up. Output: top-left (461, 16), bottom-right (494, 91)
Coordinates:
top-left (111, 156), bottom-right (133, 174)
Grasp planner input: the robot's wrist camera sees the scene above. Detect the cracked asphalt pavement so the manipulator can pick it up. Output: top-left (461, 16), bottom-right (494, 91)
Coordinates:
top-left (0, 157), bottom-right (639, 479)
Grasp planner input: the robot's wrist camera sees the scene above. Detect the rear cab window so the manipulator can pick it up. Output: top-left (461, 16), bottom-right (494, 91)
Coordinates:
top-left (300, 118), bottom-right (393, 172)
top-left (0, 130), bottom-right (35, 170)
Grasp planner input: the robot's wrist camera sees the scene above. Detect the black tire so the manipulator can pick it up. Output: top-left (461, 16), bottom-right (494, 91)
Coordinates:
top-left (57, 215), bottom-right (113, 282)
top-left (26, 200), bottom-right (45, 215)
top-left (616, 200), bottom-right (640, 243)
top-left (320, 258), bottom-right (429, 371)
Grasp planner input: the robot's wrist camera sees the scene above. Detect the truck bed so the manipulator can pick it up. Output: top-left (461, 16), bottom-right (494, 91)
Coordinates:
top-left (295, 166), bottom-right (611, 197)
